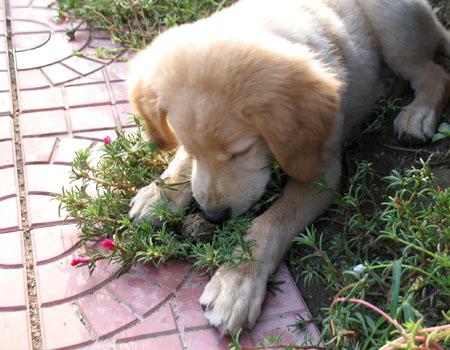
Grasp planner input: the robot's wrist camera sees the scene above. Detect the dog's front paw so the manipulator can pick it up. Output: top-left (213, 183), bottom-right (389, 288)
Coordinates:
top-left (199, 264), bottom-right (268, 335)
top-left (130, 180), bottom-right (192, 223)
top-left (394, 106), bottom-right (437, 144)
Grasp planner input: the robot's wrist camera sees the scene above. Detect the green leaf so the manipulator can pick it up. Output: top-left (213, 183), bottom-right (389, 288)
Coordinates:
top-left (437, 122), bottom-right (450, 134)
top-left (432, 133), bottom-right (447, 142)
top-left (389, 259), bottom-right (402, 318)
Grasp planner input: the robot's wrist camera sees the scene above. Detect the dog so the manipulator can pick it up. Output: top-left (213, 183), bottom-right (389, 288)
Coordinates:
top-left (128, 0), bottom-right (450, 335)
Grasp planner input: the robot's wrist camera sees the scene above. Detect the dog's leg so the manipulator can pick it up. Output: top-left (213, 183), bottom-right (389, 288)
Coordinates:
top-left (130, 146), bottom-right (193, 222)
top-left (200, 158), bottom-right (341, 335)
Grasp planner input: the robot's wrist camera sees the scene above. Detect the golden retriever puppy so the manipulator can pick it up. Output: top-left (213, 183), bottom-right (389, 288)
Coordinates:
top-left (128, 0), bottom-right (450, 335)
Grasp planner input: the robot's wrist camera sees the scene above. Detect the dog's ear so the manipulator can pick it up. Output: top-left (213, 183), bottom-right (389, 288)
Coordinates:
top-left (128, 55), bottom-right (178, 152)
top-left (245, 48), bottom-right (342, 183)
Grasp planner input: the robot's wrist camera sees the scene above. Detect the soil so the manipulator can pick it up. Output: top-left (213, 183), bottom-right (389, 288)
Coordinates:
top-left (288, 0), bottom-right (450, 324)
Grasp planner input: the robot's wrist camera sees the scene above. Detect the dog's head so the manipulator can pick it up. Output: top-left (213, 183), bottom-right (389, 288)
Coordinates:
top-left (129, 26), bottom-right (342, 222)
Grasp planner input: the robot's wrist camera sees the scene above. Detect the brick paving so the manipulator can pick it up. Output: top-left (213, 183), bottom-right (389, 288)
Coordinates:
top-left (0, 0), bottom-right (321, 349)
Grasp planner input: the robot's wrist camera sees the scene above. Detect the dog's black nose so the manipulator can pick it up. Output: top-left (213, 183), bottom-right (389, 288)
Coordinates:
top-left (202, 207), bottom-right (231, 224)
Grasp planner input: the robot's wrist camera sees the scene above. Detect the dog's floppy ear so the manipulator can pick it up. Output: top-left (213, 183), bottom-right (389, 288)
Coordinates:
top-left (245, 47), bottom-right (342, 183)
top-left (128, 54), bottom-right (178, 152)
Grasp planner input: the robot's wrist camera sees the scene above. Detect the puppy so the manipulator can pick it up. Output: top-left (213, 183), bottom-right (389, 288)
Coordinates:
top-left (128, 0), bottom-right (450, 335)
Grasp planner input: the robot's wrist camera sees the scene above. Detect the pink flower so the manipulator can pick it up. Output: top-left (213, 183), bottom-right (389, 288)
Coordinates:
top-left (103, 136), bottom-right (112, 145)
top-left (101, 239), bottom-right (116, 251)
top-left (71, 257), bottom-right (89, 267)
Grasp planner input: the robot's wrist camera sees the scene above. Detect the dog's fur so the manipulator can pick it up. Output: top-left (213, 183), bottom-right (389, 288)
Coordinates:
top-left (128, 0), bottom-right (450, 335)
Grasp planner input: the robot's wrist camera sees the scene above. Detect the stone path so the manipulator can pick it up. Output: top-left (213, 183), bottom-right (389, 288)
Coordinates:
top-left (0, 1), bottom-right (321, 349)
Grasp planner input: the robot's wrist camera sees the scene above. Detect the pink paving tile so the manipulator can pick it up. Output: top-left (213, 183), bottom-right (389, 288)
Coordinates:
top-left (32, 224), bottom-right (79, 263)
top-left (0, 37), bottom-right (6, 53)
top-left (116, 103), bottom-right (134, 127)
top-left (36, 257), bottom-right (118, 305)
top-left (50, 137), bottom-right (93, 163)
top-left (0, 91), bottom-right (12, 114)
top-left (17, 69), bottom-right (50, 90)
top-left (13, 32), bottom-right (51, 51)
top-left (41, 62), bottom-right (80, 85)
top-left (28, 194), bottom-right (66, 226)
top-left (111, 81), bottom-right (128, 103)
top-left (63, 56), bottom-right (103, 76)
top-left (0, 71), bottom-right (10, 91)
top-left (40, 302), bottom-right (93, 349)
top-left (19, 88), bottom-right (64, 112)
top-left (0, 231), bottom-right (23, 266)
top-left (108, 274), bottom-right (171, 317)
top-left (185, 329), bottom-right (240, 350)
top-left (22, 137), bottom-right (56, 163)
top-left (116, 334), bottom-right (183, 350)
top-left (116, 303), bottom-right (176, 342)
top-left (259, 263), bottom-right (307, 321)
top-left (20, 110), bottom-right (67, 136)
top-left (0, 52), bottom-right (7, 71)
top-left (0, 140), bottom-right (14, 167)
top-left (66, 83), bottom-right (111, 107)
top-left (0, 196), bottom-right (20, 232)
top-left (0, 116), bottom-right (12, 140)
top-left (0, 268), bottom-right (27, 309)
top-left (76, 289), bottom-right (136, 338)
top-left (25, 164), bottom-right (71, 194)
top-left (134, 260), bottom-right (192, 291)
top-left (65, 68), bottom-right (105, 86)
top-left (175, 273), bottom-right (210, 329)
top-left (106, 61), bottom-right (128, 81)
top-left (10, 19), bottom-right (48, 34)
top-left (0, 167), bottom-right (16, 198)
top-left (0, 310), bottom-right (32, 350)
top-left (69, 105), bottom-right (116, 131)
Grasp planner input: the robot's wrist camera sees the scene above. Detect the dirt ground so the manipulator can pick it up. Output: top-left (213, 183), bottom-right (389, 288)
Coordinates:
top-left (289, 0), bottom-right (450, 320)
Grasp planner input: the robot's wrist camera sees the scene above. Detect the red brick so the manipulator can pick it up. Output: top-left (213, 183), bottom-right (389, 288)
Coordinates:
top-left (0, 268), bottom-right (26, 308)
top-left (0, 196), bottom-right (20, 231)
top-left (111, 81), bottom-right (128, 103)
top-left (69, 105), bottom-right (116, 131)
top-left (41, 63), bottom-right (79, 85)
top-left (0, 310), bottom-right (32, 350)
top-left (22, 137), bottom-right (56, 163)
top-left (40, 302), bottom-right (93, 349)
top-left (116, 334), bottom-right (183, 350)
top-left (63, 56), bottom-right (103, 76)
top-left (134, 260), bottom-right (192, 291)
top-left (25, 164), bottom-right (71, 194)
top-left (28, 194), bottom-right (66, 226)
top-left (175, 273), bottom-right (210, 328)
top-left (0, 91), bottom-right (12, 114)
top-left (0, 167), bottom-right (16, 198)
top-left (17, 69), bottom-right (50, 90)
top-left (77, 289), bottom-right (136, 338)
top-left (0, 231), bottom-right (23, 266)
top-left (0, 140), bottom-right (14, 167)
top-left (66, 83), bottom-right (111, 107)
top-left (51, 137), bottom-right (93, 163)
top-left (0, 116), bottom-right (12, 140)
top-left (116, 303), bottom-right (176, 342)
top-left (19, 88), bottom-right (64, 112)
top-left (20, 110), bottom-right (67, 136)
top-left (185, 329), bottom-right (232, 350)
top-left (36, 257), bottom-right (118, 305)
top-left (32, 225), bottom-right (79, 263)
top-left (108, 274), bottom-right (171, 317)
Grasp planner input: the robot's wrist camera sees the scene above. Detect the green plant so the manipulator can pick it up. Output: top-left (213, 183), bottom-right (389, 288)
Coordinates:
top-left (292, 159), bottom-right (449, 349)
top-left (57, 0), bottom-right (237, 49)
top-left (432, 122), bottom-right (450, 142)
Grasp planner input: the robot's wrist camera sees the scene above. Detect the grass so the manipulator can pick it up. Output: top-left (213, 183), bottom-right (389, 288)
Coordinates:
top-left (56, 2), bottom-right (450, 349)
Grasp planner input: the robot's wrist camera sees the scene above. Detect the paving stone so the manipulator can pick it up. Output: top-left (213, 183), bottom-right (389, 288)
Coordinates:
top-left (0, 231), bottom-right (23, 266)
top-left (0, 268), bottom-right (27, 309)
top-left (13, 32), bottom-right (51, 51)
top-left (66, 83), bottom-right (111, 107)
top-left (0, 310), bottom-right (32, 350)
top-left (185, 329), bottom-right (238, 350)
top-left (20, 110), bottom-right (67, 136)
top-left (116, 102), bottom-right (134, 127)
top-left (76, 289), bottom-right (136, 339)
top-left (40, 302), bottom-right (93, 349)
top-left (25, 164), bottom-right (72, 194)
top-left (0, 52), bottom-right (7, 70)
top-left (111, 81), bottom-right (128, 103)
top-left (22, 137), bottom-right (56, 163)
top-left (0, 196), bottom-right (20, 232)
top-left (63, 56), bottom-right (103, 76)
top-left (134, 260), bottom-right (192, 291)
top-left (36, 257), bottom-right (118, 305)
top-left (0, 115), bottom-right (13, 140)
top-left (17, 69), bottom-right (50, 90)
top-left (116, 334), bottom-right (183, 350)
top-left (32, 224), bottom-right (79, 263)
top-left (50, 137), bottom-right (93, 163)
top-left (28, 194), bottom-right (66, 227)
top-left (19, 88), bottom-right (64, 112)
top-left (106, 61), bottom-right (127, 81)
top-left (108, 273), bottom-right (171, 317)
top-left (0, 71), bottom-right (10, 92)
top-left (65, 68), bottom-right (105, 86)
top-left (0, 91), bottom-right (12, 114)
top-left (41, 62), bottom-right (80, 85)
top-left (69, 105), bottom-right (116, 131)
top-left (0, 140), bottom-right (14, 167)
top-left (0, 167), bottom-right (17, 198)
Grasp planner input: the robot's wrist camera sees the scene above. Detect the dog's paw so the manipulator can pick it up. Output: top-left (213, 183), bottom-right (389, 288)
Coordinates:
top-left (394, 106), bottom-right (437, 144)
top-left (199, 265), bottom-right (268, 335)
top-left (130, 181), bottom-right (192, 223)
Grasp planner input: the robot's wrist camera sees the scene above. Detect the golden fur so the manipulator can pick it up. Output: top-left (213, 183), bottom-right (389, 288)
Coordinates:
top-left (128, 0), bottom-right (450, 335)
